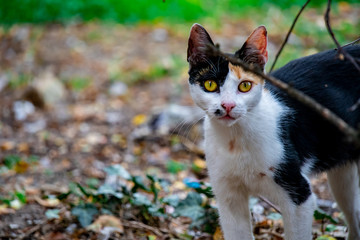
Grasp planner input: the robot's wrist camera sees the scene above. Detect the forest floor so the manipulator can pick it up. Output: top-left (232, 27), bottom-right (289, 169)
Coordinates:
top-left (0, 7), bottom-right (359, 239)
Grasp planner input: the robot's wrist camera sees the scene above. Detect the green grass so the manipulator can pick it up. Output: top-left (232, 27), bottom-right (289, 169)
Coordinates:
top-left (0, 0), bottom-right (358, 25)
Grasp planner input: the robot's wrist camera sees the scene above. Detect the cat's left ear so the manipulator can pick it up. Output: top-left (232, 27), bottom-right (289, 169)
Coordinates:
top-left (235, 26), bottom-right (268, 71)
top-left (187, 23), bottom-right (214, 64)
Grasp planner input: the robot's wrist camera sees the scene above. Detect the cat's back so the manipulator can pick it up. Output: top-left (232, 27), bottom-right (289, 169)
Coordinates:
top-left (270, 45), bottom-right (360, 126)
top-left (268, 45), bottom-right (360, 171)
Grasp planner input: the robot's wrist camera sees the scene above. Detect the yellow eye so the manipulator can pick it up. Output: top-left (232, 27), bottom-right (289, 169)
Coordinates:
top-left (238, 81), bottom-right (252, 92)
top-left (204, 80), bottom-right (218, 92)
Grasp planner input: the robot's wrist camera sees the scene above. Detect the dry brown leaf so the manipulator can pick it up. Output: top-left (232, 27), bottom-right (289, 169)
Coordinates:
top-left (87, 215), bottom-right (124, 233)
top-left (34, 196), bottom-right (60, 207)
top-left (213, 226), bottom-right (224, 240)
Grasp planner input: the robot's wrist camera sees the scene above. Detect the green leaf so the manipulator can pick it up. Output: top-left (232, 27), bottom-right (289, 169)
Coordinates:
top-left (45, 209), bottom-right (60, 219)
top-left (325, 224), bottom-right (337, 232)
top-left (147, 175), bottom-right (160, 202)
top-left (86, 178), bottom-right (100, 189)
top-left (69, 182), bottom-right (83, 197)
top-left (316, 235), bottom-right (337, 240)
top-left (267, 212), bottom-right (282, 220)
top-left (97, 184), bottom-right (123, 199)
top-left (313, 209), bottom-right (338, 224)
top-left (162, 194), bottom-right (180, 207)
top-left (3, 155), bottom-right (21, 169)
top-left (166, 160), bottom-right (186, 174)
top-left (104, 164), bottom-right (131, 180)
top-left (132, 176), bottom-right (149, 192)
top-left (175, 192), bottom-right (205, 224)
top-left (57, 191), bottom-right (71, 200)
top-left (71, 203), bottom-right (98, 227)
top-left (148, 204), bottom-right (166, 217)
top-left (28, 155), bottom-right (39, 163)
top-left (131, 193), bottom-right (152, 206)
top-left (15, 191), bottom-right (26, 204)
top-left (76, 183), bottom-right (90, 197)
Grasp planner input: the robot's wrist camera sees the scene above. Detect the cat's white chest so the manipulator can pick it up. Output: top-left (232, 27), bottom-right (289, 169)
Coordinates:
top-left (203, 97), bottom-right (285, 195)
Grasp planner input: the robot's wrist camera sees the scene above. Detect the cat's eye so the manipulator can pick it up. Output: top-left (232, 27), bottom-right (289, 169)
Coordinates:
top-left (204, 80), bottom-right (218, 92)
top-left (238, 81), bottom-right (252, 92)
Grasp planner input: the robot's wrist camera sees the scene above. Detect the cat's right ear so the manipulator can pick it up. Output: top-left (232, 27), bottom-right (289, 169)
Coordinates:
top-left (235, 26), bottom-right (268, 71)
top-left (187, 23), bottom-right (214, 64)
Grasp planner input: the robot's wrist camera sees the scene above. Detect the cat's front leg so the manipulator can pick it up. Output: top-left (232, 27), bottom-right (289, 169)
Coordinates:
top-left (273, 166), bottom-right (316, 240)
top-left (212, 182), bottom-right (254, 240)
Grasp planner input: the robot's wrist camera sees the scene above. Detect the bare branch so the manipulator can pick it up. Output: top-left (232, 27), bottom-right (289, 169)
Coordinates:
top-left (341, 37), bottom-right (360, 48)
top-left (269, 0), bottom-right (311, 73)
top-left (325, 0), bottom-right (360, 73)
top-left (349, 98), bottom-right (360, 112)
top-left (206, 44), bottom-right (360, 147)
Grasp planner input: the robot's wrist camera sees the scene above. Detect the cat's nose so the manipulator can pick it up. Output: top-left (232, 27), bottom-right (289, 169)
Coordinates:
top-left (221, 101), bottom-right (236, 113)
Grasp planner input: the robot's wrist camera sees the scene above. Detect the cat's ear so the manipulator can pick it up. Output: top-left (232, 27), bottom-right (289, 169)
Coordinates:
top-left (187, 23), bottom-right (214, 64)
top-left (236, 26), bottom-right (268, 71)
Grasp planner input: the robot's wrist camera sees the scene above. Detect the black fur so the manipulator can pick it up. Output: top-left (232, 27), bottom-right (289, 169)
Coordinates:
top-left (188, 56), bottom-right (229, 89)
top-left (269, 46), bottom-right (360, 204)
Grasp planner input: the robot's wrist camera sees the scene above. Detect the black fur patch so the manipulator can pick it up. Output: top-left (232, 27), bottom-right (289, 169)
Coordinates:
top-left (274, 161), bottom-right (312, 205)
top-left (188, 56), bottom-right (229, 90)
top-left (269, 45), bottom-right (360, 205)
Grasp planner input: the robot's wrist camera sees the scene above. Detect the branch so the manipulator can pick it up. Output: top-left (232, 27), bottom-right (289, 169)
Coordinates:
top-left (324, 0), bottom-right (360, 73)
top-left (269, 0), bottom-right (311, 73)
top-left (349, 98), bottom-right (360, 112)
top-left (341, 37), bottom-right (360, 48)
top-left (206, 44), bottom-right (360, 147)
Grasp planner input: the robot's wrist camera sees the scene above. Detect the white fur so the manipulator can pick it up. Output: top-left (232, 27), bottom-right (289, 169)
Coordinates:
top-left (327, 162), bottom-right (360, 240)
top-left (190, 69), bottom-right (316, 239)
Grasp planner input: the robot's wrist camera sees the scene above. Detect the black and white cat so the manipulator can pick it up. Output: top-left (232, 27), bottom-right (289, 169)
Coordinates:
top-left (187, 24), bottom-right (360, 240)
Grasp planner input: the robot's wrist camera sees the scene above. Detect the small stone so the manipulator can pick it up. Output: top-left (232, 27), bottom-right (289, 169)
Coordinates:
top-left (109, 82), bottom-right (128, 97)
top-left (151, 28), bottom-right (168, 42)
top-left (0, 75), bottom-right (9, 92)
top-left (13, 100), bottom-right (35, 121)
top-left (9, 223), bottom-right (20, 229)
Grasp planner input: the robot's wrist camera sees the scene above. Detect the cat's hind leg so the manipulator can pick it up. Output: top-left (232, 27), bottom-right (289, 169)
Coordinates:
top-left (327, 162), bottom-right (360, 240)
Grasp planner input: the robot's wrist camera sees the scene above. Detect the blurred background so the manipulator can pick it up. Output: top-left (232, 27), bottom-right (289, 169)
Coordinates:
top-left (0, 0), bottom-right (359, 239)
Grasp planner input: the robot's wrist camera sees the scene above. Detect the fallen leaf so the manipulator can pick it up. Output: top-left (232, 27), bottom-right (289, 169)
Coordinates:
top-left (45, 209), bottom-right (61, 219)
top-left (14, 160), bottom-right (30, 173)
top-left (132, 114), bottom-right (147, 126)
top-left (193, 158), bottom-right (206, 169)
top-left (0, 141), bottom-right (15, 151)
top-left (0, 204), bottom-right (15, 214)
top-left (35, 196), bottom-right (60, 207)
top-left (213, 226), bottom-right (224, 240)
top-left (316, 235), bottom-right (337, 240)
top-left (17, 142), bottom-right (29, 153)
top-left (87, 215), bottom-right (124, 233)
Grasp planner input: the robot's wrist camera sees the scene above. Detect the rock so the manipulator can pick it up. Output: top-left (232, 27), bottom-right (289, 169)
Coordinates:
top-left (33, 70), bottom-right (65, 107)
top-left (151, 28), bottom-right (168, 42)
top-left (24, 119), bottom-right (46, 133)
top-left (13, 100), bottom-right (35, 121)
top-left (109, 82), bottom-right (128, 97)
top-left (0, 75), bottom-right (9, 92)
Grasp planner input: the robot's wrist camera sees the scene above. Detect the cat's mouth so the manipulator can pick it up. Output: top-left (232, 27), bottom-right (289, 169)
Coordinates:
top-left (219, 114), bottom-right (235, 120)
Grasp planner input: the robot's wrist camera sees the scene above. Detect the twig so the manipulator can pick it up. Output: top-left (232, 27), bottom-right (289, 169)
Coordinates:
top-left (349, 98), bottom-right (360, 112)
top-left (259, 195), bottom-right (281, 214)
top-left (324, 0), bottom-right (360, 73)
top-left (341, 37), bottom-right (360, 48)
top-left (122, 220), bottom-right (164, 236)
top-left (206, 44), bottom-right (360, 147)
top-left (269, 0), bottom-right (311, 72)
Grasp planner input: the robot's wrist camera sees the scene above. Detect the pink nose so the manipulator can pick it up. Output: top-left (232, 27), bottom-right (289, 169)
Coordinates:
top-left (221, 102), bottom-right (236, 113)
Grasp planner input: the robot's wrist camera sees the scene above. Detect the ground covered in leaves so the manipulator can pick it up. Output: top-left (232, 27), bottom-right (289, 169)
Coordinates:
top-left (0, 6), bottom-right (359, 239)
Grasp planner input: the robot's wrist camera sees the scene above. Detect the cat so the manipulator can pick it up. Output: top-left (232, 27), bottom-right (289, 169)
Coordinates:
top-left (187, 23), bottom-right (360, 240)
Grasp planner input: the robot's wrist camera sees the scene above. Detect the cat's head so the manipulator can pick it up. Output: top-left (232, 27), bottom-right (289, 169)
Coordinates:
top-left (187, 24), bottom-right (268, 126)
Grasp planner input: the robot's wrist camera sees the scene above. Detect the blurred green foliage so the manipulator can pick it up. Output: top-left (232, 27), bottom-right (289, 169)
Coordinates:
top-left (0, 0), bottom-right (358, 25)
